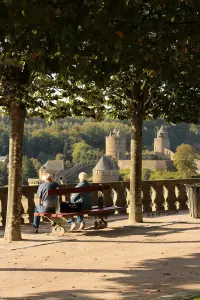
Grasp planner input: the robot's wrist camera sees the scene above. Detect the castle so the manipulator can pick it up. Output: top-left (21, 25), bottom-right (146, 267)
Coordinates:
top-left (93, 125), bottom-right (174, 183)
top-left (29, 125), bottom-right (175, 185)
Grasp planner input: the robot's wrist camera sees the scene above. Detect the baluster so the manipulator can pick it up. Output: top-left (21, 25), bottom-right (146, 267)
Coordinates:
top-left (164, 182), bottom-right (177, 211)
top-left (23, 192), bottom-right (36, 224)
top-left (125, 187), bottom-right (130, 213)
top-left (150, 186), bottom-right (156, 211)
top-left (0, 199), bottom-right (2, 226)
top-left (176, 184), bottom-right (188, 210)
top-left (0, 193), bottom-right (7, 226)
top-left (142, 182), bottom-right (152, 213)
top-left (21, 186), bottom-right (38, 224)
top-left (112, 182), bottom-right (127, 207)
top-left (103, 189), bottom-right (114, 207)
top-left (21, 195), bottom-right (29, 224)
top-left (163, 185), bottom-right (168, 210)
top-left (175, 186), bottom-right (180, 210)
top-left (151, 182), bottom-right (165, 212)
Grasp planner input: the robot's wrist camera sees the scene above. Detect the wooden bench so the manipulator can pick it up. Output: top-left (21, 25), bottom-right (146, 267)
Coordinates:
top-left (34, 184), bottom-right (125, 235)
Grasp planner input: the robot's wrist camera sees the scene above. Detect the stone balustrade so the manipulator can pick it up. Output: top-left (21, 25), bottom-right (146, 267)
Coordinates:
top-left (0, 178), bottom-right (200, 226)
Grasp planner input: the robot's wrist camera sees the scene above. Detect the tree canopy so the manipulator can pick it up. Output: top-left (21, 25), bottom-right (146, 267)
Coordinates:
top-left (0, 0), bottom-right (107, 241)
top-left (70, 1), bottom-right (200, 223)
top-left (2, 0), bottom-right (200, 239)
top-left (173, 144), bottom-right (197, 178)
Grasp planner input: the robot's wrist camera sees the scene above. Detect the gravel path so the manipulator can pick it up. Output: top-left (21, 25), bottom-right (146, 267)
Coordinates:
top-left (0, 211), bottom-right (200, 300)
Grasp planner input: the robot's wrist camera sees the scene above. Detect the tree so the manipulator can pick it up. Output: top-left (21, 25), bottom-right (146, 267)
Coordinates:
top-left (0, 0), bottom-right (104, 241)
top-left (65, 160), bottom-right (72, 169)
top-left (22, 156), bottom-right (37, 185)
top-left (173, 144), bottom-right (197, 178)
top-left (72, 1), bottom-right (200, 224)
top-left (56, 153), bottom-right (64, 160)
top-left (37, 152), bottom-right (47, 165)
top-left (63, 138), bottom-right (74, 162)
top-left (72, 141), bottom-right (95, 164)
top-left (31, 158), bottom-right (41, 173)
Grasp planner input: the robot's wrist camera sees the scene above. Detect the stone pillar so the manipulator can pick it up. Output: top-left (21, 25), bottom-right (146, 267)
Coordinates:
top-left (142, 182), bottom-right (152, 212)
top-left (176, 183), bottom-right (188, 209)
top-left (0, 193), bottom-right (7, 226)
top-left (163, 182), bottom-right (177, 211)
top-left (112, 182), bottom-right (127, 207)
top-left (151, 182), bottom-right (165, 211)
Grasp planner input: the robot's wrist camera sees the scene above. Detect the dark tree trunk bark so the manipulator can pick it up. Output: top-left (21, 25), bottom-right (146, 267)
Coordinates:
top-left (4, 103), bottom-right (26, 242)
top-left (129, 115), bottom-right (143, 224)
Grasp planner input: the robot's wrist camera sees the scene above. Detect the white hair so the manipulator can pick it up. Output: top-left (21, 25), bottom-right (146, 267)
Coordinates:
top-left (78, 172), bottom-right (87, 181)
top-left (42, 173), bottom-right (52, 181)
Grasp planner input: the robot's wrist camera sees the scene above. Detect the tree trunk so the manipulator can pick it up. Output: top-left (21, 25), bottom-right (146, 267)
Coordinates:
top-left (4, 103), bottom-right (26, 242)
top-left (129, 115), bottom-right (143, 224)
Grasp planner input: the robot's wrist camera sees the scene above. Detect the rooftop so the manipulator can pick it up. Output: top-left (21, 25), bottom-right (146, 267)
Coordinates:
top-left (43, 159), bottom-right (64, 171)
top-left (93, 156), bottom-right (119, 171)
top-left (158, 125), bottom-right (168, 135)
top-left (0, 155), bottom-right (8, 162)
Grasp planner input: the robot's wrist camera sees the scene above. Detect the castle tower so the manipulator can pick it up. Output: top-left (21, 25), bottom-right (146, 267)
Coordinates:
top-left (105, 129), bottom-right (126, 160)
top-left (93, 156), bottom-right (119, 183)
top-left (154, 125), bottom-right (170, 154)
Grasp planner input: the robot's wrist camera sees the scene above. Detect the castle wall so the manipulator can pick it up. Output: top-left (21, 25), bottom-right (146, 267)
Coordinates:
top-left (93, 170), bottom-right (119, 183)
top-left (164, 148), bottom-right (174, 160)
top-left (118, 159), bottom-right (173, 172)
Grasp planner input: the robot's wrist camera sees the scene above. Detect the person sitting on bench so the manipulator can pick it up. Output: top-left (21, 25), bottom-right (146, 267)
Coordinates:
top-left (33, 173), bottom-right (59, 233)
top-left (69, 172), bottom-right (92, 231)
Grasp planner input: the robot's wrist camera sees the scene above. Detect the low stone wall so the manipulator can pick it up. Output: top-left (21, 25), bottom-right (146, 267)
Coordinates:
top-left (0, 178), bottom-right (200, 226)
top-left (118, 159), bottom-right (173, 171)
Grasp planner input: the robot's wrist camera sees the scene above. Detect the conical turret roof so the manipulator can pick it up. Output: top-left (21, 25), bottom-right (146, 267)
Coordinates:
top-left (93, 156), bottom-right (119, 171)
top-left (158, 125), bottom-right (167, 135)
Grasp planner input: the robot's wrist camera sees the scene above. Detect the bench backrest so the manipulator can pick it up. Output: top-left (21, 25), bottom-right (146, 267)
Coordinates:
top-left (48, 185), bottom-right (110, 196)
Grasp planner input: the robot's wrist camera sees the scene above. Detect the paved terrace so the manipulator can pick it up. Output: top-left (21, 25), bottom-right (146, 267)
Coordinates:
top-left (0, 212), bottom-right (200, 300)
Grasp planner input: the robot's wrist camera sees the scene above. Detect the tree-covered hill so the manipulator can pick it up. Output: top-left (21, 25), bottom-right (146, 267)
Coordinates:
top-left (0, 116), bottom-right (200, 164)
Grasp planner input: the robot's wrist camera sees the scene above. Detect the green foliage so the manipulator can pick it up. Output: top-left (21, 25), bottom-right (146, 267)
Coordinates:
top-left (0, 116), bottom-right (200, 165)
top-left (56, 153), bottom-right (64, 160)
top-left (142, 169), bottom-right (152, 180)
top-left (37, 152), bottom-right (48, 165)
top-left (72, 141), bottom-right (99, 164)
top-left (0, 1), bottom-right (106, 119)
top-left (65, 160), bottom-right (72, 169)
top-left (119, 169), bottom-right (130, 181)
top-left (173, 144), bottom-right (197, 178)
top-left (72, 1), bottom-right (200, 125)
top-left (120, 168), bottom-right (153, 181)
top-left (30, 158), bottom-right (41, 172)
top-left (22, 156), bottom-right (37, 185)
top-left (149, 171), bottom-right (181, 180)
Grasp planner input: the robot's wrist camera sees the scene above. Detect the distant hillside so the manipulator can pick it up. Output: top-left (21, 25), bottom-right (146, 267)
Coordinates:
top-left (0, 116), bottom-right (199, 166)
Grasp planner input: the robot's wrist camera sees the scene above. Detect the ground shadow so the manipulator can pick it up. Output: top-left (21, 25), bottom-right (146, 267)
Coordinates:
top-left (84, 223), bottom-right (200, 239)
top-left (2, 253), bottom-right (200, 299)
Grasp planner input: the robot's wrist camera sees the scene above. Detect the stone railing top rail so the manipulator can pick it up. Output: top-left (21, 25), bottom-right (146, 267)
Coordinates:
top-left (0, 178), bottom-right (199, 195)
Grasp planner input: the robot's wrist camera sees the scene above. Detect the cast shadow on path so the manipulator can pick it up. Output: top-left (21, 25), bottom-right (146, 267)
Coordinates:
top-left (2, 252), bottom-right (200, 300)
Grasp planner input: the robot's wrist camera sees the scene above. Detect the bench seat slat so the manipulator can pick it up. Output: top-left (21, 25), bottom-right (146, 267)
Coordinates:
top-left (34, 206), bottom-right (125, 217)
